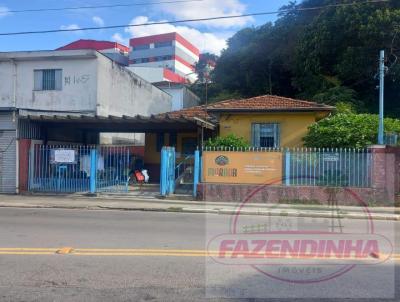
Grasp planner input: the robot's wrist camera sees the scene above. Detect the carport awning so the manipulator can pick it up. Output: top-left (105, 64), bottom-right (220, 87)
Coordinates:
top-left (18, 110), bottom-right (216, 132)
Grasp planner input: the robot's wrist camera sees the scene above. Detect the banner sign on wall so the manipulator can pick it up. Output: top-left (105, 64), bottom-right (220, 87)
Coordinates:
top-left (50, 149), bottom-right (77, 164)
top-left (203, 151), bottom-right (283, 184)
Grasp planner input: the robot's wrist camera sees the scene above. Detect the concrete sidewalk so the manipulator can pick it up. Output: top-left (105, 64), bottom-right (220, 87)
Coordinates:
top-left (0, 194), bottom-right (399, 221)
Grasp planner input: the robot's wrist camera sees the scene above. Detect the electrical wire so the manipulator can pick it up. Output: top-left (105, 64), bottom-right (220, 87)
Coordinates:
top-left (0, 0), bottom-right (390, 36)
top-left (6, 0), bottom-right (204, 14)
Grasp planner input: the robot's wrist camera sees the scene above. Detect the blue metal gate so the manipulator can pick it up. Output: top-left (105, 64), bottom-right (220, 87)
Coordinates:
top-left (29, 144), bottom-right (132, 193)
top-left (160, 147), bottom-right (176, 196)
top-left (160, 147), bottom-right (200, 197)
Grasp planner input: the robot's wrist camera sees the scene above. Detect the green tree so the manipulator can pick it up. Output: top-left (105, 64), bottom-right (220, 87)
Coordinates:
top-left (303, 113), bottom-right (400, 148)
top-left (194, 53), bottom-right (218, 84)
top-left (205, 134), bottom-right (250, 148)
top-left (212, 0), bottom-right (400, 117)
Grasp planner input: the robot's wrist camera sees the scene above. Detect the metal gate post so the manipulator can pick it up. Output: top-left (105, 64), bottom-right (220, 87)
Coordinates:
top-left (168, 148), bottom-right (176, 195)
top-left (90, 149), bottom-right (97, 194)
top-left (160, 147), bottom-right (167, 196)
top-left (193, 150), bottom-right (200, 198)
top-left (285, 149), bottom-right (291, 186)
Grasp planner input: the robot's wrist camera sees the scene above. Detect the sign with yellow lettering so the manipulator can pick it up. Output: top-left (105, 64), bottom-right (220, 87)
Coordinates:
top-left (202, 151), bottom-right (283, 184)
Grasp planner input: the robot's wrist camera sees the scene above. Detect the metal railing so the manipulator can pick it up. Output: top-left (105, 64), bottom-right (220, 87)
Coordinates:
top-left (96, 146), bottom-right (131, 193)
top-left (29, 144), bottom-right (132, 193)
top-left (175, 155), bottom-right (194, 185)
top-left (29, 145), bottom-right (93, 193)
top-left (201, 147), bottom-right (372, 188)
top-left (384, 133), bottom-right (399, 146)
top-left (286, 148), bottom-right (372, 188)
top-left (203, 146), bottom-right (282, 152)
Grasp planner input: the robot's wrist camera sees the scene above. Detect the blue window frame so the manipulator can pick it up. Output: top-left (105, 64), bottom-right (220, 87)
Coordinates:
top-left (251, 123), bottom-right (280, 148)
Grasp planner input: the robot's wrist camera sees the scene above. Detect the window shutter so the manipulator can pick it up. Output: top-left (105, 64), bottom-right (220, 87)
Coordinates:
top-left (252, 124), bottom-right (261, 147)
top-left (274, 124), bottom-right (281, 148)
top-left (34, 70), bottom-right (43, 90)
top-left (55, 69), bottom-right (62, 90)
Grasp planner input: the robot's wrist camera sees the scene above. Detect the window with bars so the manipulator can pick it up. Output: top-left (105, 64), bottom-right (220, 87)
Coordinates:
top-left (34, 69), bottom-right (62, 91)
top-left (251, 123), bottom-right (280, 148)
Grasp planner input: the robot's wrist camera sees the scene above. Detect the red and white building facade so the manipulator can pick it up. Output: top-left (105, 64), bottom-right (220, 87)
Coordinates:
top-left (129, 33), bottom-right (200, 83)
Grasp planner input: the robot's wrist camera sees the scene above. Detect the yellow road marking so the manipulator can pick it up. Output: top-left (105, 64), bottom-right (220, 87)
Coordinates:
top-left (0, 252), bottom-right (55, 255)
top-left (0, 248), bottom-right (58, 251)
top-left (0, 248), bottom-right (399, 261)
top-left (74, 249), bottom-right (212, 253)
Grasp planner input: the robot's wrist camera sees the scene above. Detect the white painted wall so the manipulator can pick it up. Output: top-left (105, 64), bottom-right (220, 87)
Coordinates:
top-left (155, 85), bottom-right (200, 111)
top-left (96, 54), bottom-right (172, 117)
top-left (163, 88), bottom-right (183, 111)
top-left (0, 50), bottom-right (98, 113)
top-left (0, 50), bottom-right (172, 118)
top-left (125, 67), bottom-right (165, 83)
top-left (174, 40), bottom-right (199, 62)
top-left (131, 60), bottom-right (175, 70)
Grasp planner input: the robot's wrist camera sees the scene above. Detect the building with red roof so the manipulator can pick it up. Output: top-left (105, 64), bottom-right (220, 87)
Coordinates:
top-left (129, 32), bottom-right (200, 84)
top-left (57, 39), bottom-right (130, 66)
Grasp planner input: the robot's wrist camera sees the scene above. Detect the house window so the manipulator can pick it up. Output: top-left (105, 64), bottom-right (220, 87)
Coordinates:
top-left (182, 137), bottom-right (197, 155)
top-left (34, 69), bottom-right (62, 91)
top-left (155, 41), bottom-right (173, 48)
top-left (252, 123), bottom-right (280, 148)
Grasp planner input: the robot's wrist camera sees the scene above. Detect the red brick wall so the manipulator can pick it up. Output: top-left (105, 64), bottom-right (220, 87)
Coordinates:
top-left (197, 184), bottom-right (392, 206)
top-left (18, 139), bottom-right (31, 192)
top-left (387, 146), bottom-right (400, 195)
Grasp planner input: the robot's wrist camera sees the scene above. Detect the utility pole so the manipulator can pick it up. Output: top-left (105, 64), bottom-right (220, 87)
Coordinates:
top-left (378, 50), bottom-right (385, 145)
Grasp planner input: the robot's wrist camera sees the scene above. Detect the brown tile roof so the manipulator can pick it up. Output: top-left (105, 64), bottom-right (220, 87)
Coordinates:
top-left (155, 95), bottom-right (334, 122)
top-left (206, 95), bottom-right (334, 112)
top-left (156, 105), bottom-right (212, 120)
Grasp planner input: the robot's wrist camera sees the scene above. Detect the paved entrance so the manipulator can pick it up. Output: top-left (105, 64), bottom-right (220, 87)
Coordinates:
top-left (160, 147), bottom-right (200, 198)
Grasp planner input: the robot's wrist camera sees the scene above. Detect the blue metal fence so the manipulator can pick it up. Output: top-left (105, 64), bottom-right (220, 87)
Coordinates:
top-left (96, 146), bottom-right (131, 193)
top-left (201, 147), bottom-right (372, 188)
top-left (29, 144), bottom-right (132, 193)
top-left (384, 133), bottom-right (399, 146)
top-left (286, 148), bottom-right (372, 188)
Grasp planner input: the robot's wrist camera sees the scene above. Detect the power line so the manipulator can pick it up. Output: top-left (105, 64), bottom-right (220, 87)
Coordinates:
top-left (0, 0), bottom-right (389, 36)
top-left (6, 0), bottom-right (204, 14)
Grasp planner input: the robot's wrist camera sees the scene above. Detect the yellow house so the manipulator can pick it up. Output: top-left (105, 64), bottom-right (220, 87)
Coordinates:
top-left (143, 95), bottom-right (334, 181)
top-left (207, 95), bottom-right (333, 148)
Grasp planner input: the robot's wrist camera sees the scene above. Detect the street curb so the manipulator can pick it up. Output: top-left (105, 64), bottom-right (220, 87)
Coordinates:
top-left (9, 193), bottom-right (400, 214)
top-left (0, 204), bottom-right (399, 221)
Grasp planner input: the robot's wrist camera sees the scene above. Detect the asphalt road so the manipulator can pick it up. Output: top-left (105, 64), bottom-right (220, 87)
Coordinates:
top-left (0, 207), bottom-right (398, 301)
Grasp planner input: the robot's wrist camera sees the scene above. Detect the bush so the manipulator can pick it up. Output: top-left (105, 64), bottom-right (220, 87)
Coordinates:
top-left (304, 113), bottom-right (400, 148)
top-left (205, 134), bottom-right (250, 148)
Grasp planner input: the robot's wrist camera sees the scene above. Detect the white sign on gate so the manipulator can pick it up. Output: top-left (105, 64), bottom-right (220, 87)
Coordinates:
top-left (51, 149), bottom-right (76, 164)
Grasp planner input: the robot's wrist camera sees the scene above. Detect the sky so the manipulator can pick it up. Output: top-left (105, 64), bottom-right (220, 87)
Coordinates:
top-left (0, 0), bottom-right (290, 55)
